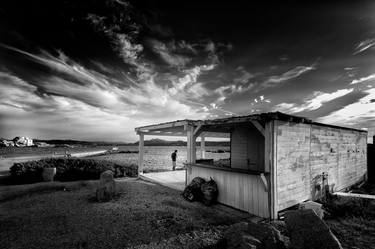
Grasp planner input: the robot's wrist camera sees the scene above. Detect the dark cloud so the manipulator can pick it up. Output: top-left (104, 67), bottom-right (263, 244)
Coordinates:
top-left (1, 0), bottom-right (375, 140)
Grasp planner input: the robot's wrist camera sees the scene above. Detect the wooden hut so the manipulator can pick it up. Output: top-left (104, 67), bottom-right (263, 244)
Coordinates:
top-left (135, 112), bottom-right (367, 219)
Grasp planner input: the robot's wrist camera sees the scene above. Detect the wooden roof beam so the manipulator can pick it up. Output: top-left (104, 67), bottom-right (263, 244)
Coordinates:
top-left (251, 120), bottom-right (265, 137)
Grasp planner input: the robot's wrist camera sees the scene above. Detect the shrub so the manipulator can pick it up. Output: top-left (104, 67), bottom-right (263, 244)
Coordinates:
top-left (9, 158), bottom-right (138, 183)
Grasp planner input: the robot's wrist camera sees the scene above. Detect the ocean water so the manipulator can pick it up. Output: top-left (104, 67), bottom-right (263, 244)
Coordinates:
top-left (0, 146), bottom-right (230, 173)
top-left (89, 146), bottom-right (230, 170)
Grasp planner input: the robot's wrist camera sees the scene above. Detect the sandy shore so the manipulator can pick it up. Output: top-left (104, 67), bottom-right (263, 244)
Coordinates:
top-left (0, 150), bottom-right (107, 176)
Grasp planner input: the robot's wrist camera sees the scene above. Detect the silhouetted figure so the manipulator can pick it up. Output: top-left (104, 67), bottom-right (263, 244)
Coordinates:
top-left (171, 150), bottom-right (177, 170)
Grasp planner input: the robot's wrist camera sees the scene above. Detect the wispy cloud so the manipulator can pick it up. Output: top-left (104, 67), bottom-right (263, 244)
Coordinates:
top-left (255, 65), bottom-right (316, 91)
top-left (168, 64), bottom-right (215, 98)
top-left (233, 66), bottom-right (255, 84)
top-left (317, 88), bottom-right (375, 127)
top-left (274, 88), bottom-right (354, 113)
top-left (353, 38), bottom-right (375, 55)
top-left (265, 65), bottom-right (315, 84)
top-left (148, 39), bottom-right (192, 68)
top-left (0, 45), bottom-right (217, 140)
top-left (252, 95), bottom-right (271, 105)
top-left (350, 73), bottom-right (375, 84)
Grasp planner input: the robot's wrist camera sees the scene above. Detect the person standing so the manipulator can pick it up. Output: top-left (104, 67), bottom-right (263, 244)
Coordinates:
top-left (171, 150), bottom-right (177, 170)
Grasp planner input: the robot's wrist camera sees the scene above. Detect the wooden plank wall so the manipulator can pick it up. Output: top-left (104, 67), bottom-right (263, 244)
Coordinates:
top-left (231, 125), bottom-right (264, 171)
top-left (275, 122), bottom-right (311, 210)
top-left (310, 125), bottom-right (367, 191)
top-left (187, 165), bottom-right (269, 218)
top-left (276, 121), bottom-right (367, 211)
top-left (368, 144), bottom-right (375, 183)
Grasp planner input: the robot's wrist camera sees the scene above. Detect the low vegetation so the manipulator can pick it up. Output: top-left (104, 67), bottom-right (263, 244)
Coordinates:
top-left (9, 158), bottom-right (138, 184)
top-left (323, 185), bottom-right (375, 249)
top-left (0, 179), bottom-right (250, 249)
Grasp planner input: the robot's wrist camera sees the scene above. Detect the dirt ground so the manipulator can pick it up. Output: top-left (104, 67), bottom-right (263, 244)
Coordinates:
top-left (0, 178), bottom-right (251, 249)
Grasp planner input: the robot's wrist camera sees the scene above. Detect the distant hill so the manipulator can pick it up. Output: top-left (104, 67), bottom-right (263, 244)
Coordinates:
top-left (34, 138), bottom-right (229, 146)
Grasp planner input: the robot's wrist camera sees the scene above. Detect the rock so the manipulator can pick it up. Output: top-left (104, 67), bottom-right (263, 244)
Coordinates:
top-left (242, 234), bottom-right (263, 249)
top-left (96, 170), bottom-right (116, 202)
top-left (284, 209), bottom-right (343, 249)
top-left (12, 136), bottom-right (34, 147)
top-left (299, 201), bottom-right (324, 219)
top-left (247, 221), bottom-right (285, 249)
top-left (224, 222), bottom-right (264, 249)
top-left (0, 140), bottom-right (14, 147)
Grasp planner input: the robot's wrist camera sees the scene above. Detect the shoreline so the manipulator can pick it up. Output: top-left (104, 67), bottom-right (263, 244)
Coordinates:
top-left (0, 150), bottom-right (108, 175)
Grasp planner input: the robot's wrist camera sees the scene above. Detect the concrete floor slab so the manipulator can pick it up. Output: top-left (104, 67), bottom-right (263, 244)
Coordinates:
top-left (140, 170), bottom-right (186, 191)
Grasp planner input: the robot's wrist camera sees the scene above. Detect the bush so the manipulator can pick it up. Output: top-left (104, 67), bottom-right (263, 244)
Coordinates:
top-left (9, 158), bottom-right (138, 184)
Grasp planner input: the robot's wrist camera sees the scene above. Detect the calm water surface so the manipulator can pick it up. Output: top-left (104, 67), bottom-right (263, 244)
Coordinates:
top-left (0, 146), bottom-right (229, 172)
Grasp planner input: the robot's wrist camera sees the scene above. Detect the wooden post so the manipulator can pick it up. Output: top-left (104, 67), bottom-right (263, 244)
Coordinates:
top-left (186, 125), bottom-right (196, 163)
top-left (265, 120), bottom-right (278, 219)
top-left (138, 132), bottom-right (144, 175)
top-left (201, 135), bottom-right (206, 159)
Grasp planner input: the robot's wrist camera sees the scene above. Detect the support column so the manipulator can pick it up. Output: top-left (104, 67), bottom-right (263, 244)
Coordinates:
top-left (138, 132), bottom-right (144, 175)
top-left (200, 135), bottom-right (206, 159)
top-left (186, 125), bottom-right (196, 163)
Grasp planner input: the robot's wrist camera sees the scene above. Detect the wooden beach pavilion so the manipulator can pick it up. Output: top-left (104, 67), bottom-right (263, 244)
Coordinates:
top-left (135, 112), bottom-right (368, 219)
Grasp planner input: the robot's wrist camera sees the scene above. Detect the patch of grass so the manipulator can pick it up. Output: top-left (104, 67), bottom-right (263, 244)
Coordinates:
top-left (0, 179), bottom-right (250, 249)
top-left (323, 194), bottom-right (375, 249)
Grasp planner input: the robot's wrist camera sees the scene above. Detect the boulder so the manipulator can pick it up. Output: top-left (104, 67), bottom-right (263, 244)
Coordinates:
top-left (284, 209), bottom-right (343, 249)
top-left (225, 222), bottom-right (260, 249)
top-left (13, 136), bottom-right (34, 147)
top-left (96, 170), bottom-right (116, 202)
top-left (0, 140), bottom-right (14, 147)
top-left (299, 201), bottom-right (324, 219)
top-left (247, 222), bottom-right (285, 249)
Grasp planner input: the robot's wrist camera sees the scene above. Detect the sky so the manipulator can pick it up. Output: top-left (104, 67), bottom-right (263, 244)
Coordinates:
top-left (0, 0), bottom-right (375, 142)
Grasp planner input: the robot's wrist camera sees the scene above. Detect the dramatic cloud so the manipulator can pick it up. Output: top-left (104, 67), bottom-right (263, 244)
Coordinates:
top-left (2, 1), bottom-right (375, 141)
top-left (317, 88), bottom-right (375, 127)
top-left (252, 95), bottom-right (271, 105)
top-left (148, 39), bottom-right (192, 68)
top-left (0, 46), bottom-right (215, 140)
top-left (214, 83), bottom-right (255, 104)
top-left (353, 38), bottom-right (375, 55)
top-left (265, 65), bottom-right (315, 84)
top-left (258, 65), bottom-right (316, 91)
top-left (274, 88), bottom-right (354, 113)
top-left (350, 74), bottom-right (375, 85)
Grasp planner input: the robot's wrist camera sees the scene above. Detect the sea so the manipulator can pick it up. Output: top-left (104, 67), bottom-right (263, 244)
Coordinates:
top-left (0, 146), bottom-right (230, 174)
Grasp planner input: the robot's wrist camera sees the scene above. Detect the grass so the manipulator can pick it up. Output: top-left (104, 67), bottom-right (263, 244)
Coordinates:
top-left (0, 178), bottom-right (251, 249)
top-left (323, 184), bottom-right (375, 249)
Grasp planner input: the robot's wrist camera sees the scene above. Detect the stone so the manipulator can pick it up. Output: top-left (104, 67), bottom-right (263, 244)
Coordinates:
top-left (284, 209), bottom-right (343, 249)
top-left (224, 222), bottom-right (266, 249)
top-left (224, 222), bottom-right (251, 249)
top-left (96, 170), bottom-right (116, 202)
top-left (242, 234), bottom-right (263, 249)
top-left (12, 136), bottom-right (34, 147)
top-left (299, 201), bottom-right (324, 219)
top-left (247, 221), bottom-right (285, 249)
top-left (0, 140), bottom-right (14, 147)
